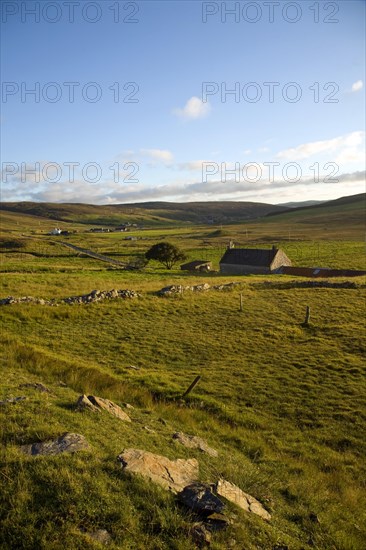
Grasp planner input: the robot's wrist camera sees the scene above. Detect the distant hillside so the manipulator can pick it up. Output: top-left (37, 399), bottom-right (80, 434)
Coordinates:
top-left (257, 192), bottom-right (365, 241)
top-left (278, 200), bottom-right (324, 208)
top-left (1, 194), bottom-right (364, 232)
top-left (0, 201), bottom-right (288, 226)
top-left (268, 193), bottom-right (365, 217)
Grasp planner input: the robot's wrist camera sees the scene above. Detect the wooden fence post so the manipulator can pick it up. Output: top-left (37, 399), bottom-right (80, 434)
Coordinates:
top-left (240, 293), bottom-right (243, 312)
top-left (182, 376), bottom-right (201, 398)
top-left (303, 306), bottom-right (310, 326)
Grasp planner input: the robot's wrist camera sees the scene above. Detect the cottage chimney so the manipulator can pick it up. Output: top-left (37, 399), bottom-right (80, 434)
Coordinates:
top-left (228, 240), bottom-right (234, 249)
top-left (272, 245), bottom-right (277, 252)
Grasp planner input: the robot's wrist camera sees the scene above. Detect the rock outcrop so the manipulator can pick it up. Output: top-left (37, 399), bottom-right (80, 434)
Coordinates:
top-left (157, 282), bottom-right (241, 296)
top-left (21, 432), bottom-right (89, 456)
top-left (0, 289), bottom-right (139, 306)
top-left (158, 283), bottom-right (211, 296)
top-left (75, 394), bottom-right (100, 413)
top-left (157, 285), bottom-right (184, 296)
top-left (178, 483), bottom-right (225, 515)
top-left (0, 296), bottom-right (52, 305)
top-left (117, 448), bottom-right (199, 493)
top-left (63, 289), bottom-right (139, 304)
top-left (216, 479), bottom-right (271, 521)
top-left (1, 283), bottom-right (244, 305)
top-left (76, 395), bottom-right (132, 422)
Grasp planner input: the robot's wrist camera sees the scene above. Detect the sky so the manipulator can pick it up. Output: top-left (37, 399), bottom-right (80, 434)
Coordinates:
top-left (1, 0), bottom-right (365, 204)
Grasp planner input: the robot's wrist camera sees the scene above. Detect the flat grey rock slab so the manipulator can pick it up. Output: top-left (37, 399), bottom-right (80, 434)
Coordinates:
top-left (21, 432), bottom-right (90, 456)
top-left (117, 448), bottom-right (199, 493)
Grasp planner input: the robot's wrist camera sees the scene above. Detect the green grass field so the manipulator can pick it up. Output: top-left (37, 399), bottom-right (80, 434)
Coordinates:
top-left (1, 197), bottom-right (365, 549)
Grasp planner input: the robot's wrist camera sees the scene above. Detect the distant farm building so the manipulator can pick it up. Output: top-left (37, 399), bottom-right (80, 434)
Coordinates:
top-left (49, 228), bottom-right (62, 235)
top-left (115, 225), bottom-right (129, 232)
top-left (181, 260), bottom-right (212, 272)
top-left (220, 246), bottom-right (291, 275)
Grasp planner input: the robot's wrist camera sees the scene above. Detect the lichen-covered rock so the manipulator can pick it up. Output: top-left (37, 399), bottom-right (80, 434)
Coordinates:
top-left (63, 289), bottom-right (139, 304)
top-left (157, 282), bottom-right (241, 297)
top-left (117, 448), bottom-right (199, 493)
top-left (87, 396), bottom-right (131, 422)
top-left (0, 296), bottom-right (53, 305)
top-left (216, 479), bottom-right (271, 521)
top-left (0, 289), bottom-right (140, 306)
top-left (191, 283), bottom-right (210, 292)
top-left (75, 394), bottom-right (100, 413)
top-left (178, 483), bottom-right (225, 515)
top-left (157, 285), bottom-right (184, 296)
top-left (21, 432), bottom-right (89, 456)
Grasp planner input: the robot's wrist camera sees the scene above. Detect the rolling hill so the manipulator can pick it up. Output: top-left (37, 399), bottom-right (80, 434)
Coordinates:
top-left (268, 192), bottom-right (365, 217)
top-left (0, 200), bottom-right (288, 226)
top-left (0, 193), bottom-right (364, 241)
top-left (1, 193), bottom-right (364, 228)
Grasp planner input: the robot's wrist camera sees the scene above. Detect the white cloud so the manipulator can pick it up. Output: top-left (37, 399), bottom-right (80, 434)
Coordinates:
top-left (94, 169), bottom-right (366, 203)
top-left (141, 149), bottom-right (174, 163)
top-left (351, 80), bottom-right (363, 92)
top-left (276, 131), bottom-right (365, 161)
top-left (2, 168), bottom-right (364, 205)
top-left (243, 149), bottom-right (252, 155)
top-left (173, 96), bottom-right (211, 119)
top-left (335, 147), bottom-right (365, 164)
top-left (277, 137), bottom-right (338, 160)
top-left (177, 160), bottom-right (212, 171)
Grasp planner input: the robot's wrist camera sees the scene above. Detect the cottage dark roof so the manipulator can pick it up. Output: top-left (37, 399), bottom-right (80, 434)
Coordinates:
top-left (220, 248), bottom-right (278, 267)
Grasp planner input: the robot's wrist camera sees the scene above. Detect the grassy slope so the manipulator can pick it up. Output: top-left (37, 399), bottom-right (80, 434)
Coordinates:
top-left (1, 281), bottom-right (365, 549)
top-left (0, 197), bottom-right (365, 549)
top-left (263, 194), bottom-right (365, 238)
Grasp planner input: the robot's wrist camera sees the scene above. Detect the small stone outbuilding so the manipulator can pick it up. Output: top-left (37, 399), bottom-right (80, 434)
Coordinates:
top-left (181, 260), bottom-right (212, 272)
top-left (219, 246), bottom-right (291, 275)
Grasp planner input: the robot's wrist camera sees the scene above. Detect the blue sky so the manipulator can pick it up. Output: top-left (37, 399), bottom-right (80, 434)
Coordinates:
top-left (1, 0), bottom-right (365, 204)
